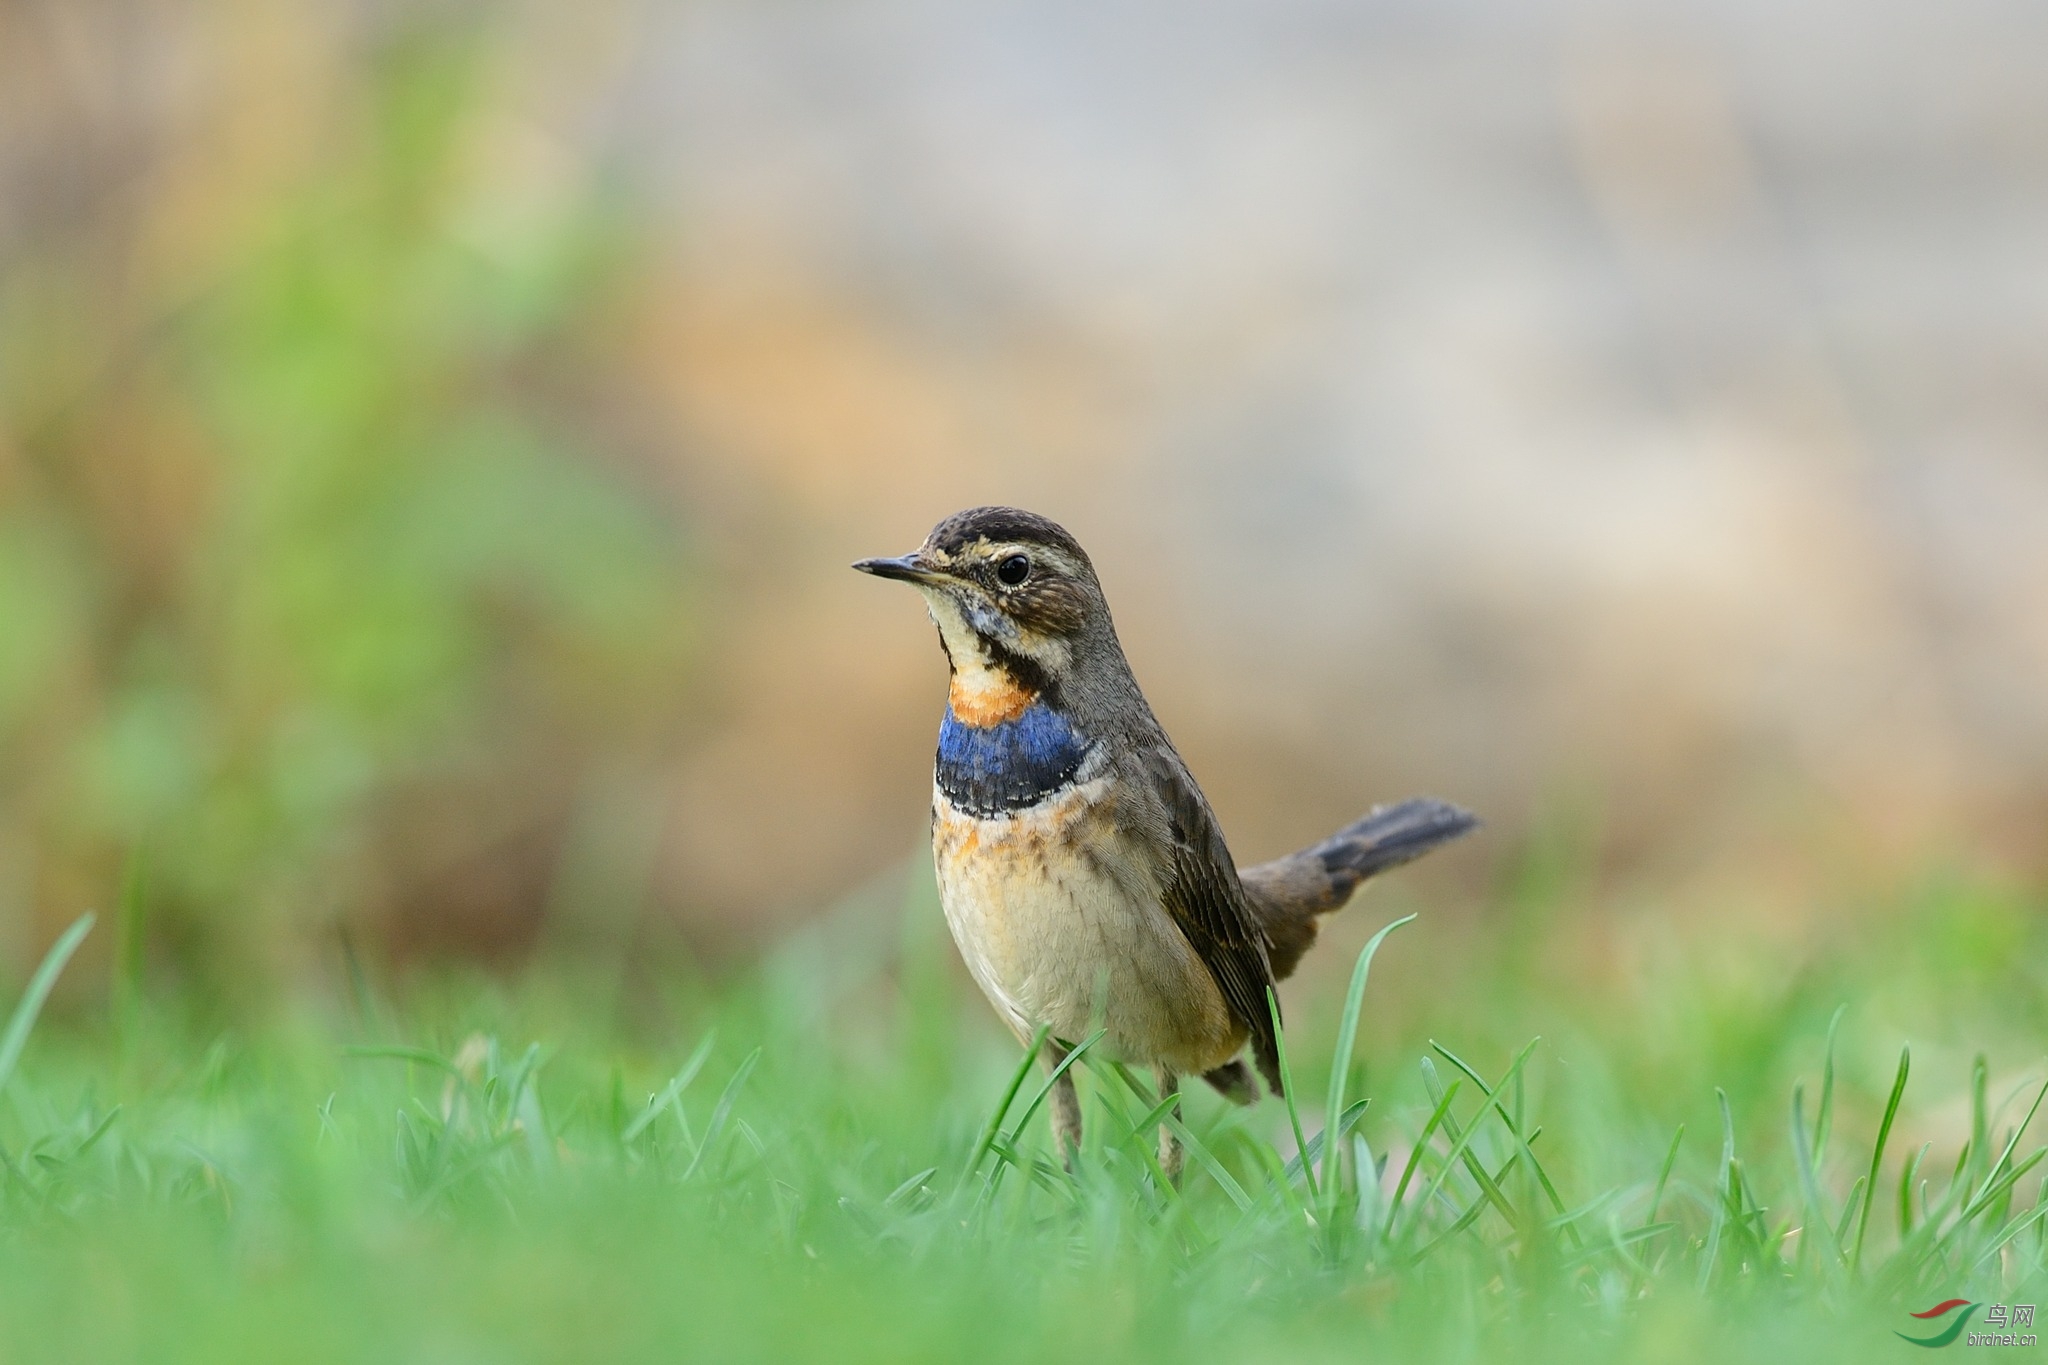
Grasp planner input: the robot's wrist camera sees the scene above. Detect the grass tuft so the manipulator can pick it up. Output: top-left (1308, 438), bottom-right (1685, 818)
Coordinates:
top-left (0, 884), bottom-right (2040, 1362)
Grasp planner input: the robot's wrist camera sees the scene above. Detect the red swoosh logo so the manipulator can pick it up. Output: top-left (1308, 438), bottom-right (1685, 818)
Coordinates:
top-left (1910, 1299), bottom-right (1973, 1319)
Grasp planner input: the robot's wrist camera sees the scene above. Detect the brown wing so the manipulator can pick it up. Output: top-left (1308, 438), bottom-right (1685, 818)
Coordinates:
top-left (1143, 748), bottom-right (1282, 1095)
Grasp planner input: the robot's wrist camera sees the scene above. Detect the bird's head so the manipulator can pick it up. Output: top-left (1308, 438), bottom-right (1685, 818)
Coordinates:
top-left (855, 506), bottom-right (1116, 722)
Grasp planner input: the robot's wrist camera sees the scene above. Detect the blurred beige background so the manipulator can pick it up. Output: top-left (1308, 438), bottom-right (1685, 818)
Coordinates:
top-left (3, 0), bottom-right (2044, 991)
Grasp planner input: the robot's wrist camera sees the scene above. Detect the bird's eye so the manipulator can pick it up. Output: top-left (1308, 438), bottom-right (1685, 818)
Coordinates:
top-left (995, 554), bottom-right (1031, 587)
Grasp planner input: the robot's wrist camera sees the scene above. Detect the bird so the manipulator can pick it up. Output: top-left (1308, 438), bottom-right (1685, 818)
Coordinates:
top-left (855, 506), bottom-right (1476, 1179)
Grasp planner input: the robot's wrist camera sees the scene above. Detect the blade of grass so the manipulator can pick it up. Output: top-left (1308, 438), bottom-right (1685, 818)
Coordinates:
top-left (1833, 1177), bottom-right (1865, 1251)
top-left (1898, 1141), bottom-right (1931, 1238)
top-left (1397, 1046), bottom-right (1536, 1252)
top-left (679, 1048), bottom-right (760, 1183)
top-left (1814, 1004), bottom-right (1845, 1168)
top-left (884, 1167), bottom-right (938, 1208)
top-left (1333, 1097), bottom-right (1371, 1145)
top-left (1240, 1130), bottom-right (1311, 1223)
top-left (1569, 1221), bottom-right (1678, 1272)
top-left (1646, 1125), bottom-right (1683, 1227)
top-left (1352, 1131), bottom-right (1382, 1233)
top-left (959, 1025), bottom-right (1049, 1190)
top-left (1957, 1146), bottom-right (2048, 1229)
top-left (1282, 1100), bottom-right (1370, 1187)
top-left (621, 1032), bottom-right (717, 1143)
top-left (114, 855), bottom-right (146, 1033)
top-left (1385, 1078), bottom-right (1463, 1240)
top-left (984, 1137), bottom-right (1072, 1200)
top-left (1879, 1142), bottom-right (1980, 1292)
top-left (1852, 1044), bottom-right (1909, 1274)
top-left (1723, 1157), bottom-right (1768, 1264)
top-left (511, 1045), bottom-right (553, 1171)
top-left (1087, 1062), bottom-right (1185, 1209)
top-left (1971, 1196), bottom-right (2048, 1273)
top-left (1165, 1112), bottom-right (1253, 1212)
top-left (1413, 1147), bottom-right (1528, 1261)
top-left (1319, 914), bottom-right (1416, 1215)
top-left (1898, 1068), bottom-right (2039, 1279)
top-left (75, 1104), bottom-right (122, 1157)
top-left (1790, 1084), bottom-right (1846, 1279)
top-left (1962, 1076), bottom-right (2048, 1218)
top-left (0, 915), bottom-right (95, 1103)
top-left (1886, 1145), bottom-right (2048, 1289)
top-left (1431, 1039), bottom-right (1576, 1246)
top-left (1420, 1058), bottom-right (1520, 1235)
top-left (1698, 1088), bottom-right (1736, 1291)
top-left (1003, 1028), bottom-right (1105, 1150)
top-left (1969, 1055), bottom-right (1991, 1190)
top-left (1266, 987), bottom-right (1317, 1203)
top-left (1123, 1092), bottom-right (1182, 1149)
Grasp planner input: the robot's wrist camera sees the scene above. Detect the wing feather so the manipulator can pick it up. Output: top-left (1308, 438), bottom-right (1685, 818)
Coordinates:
top-left (1143, 749), bottom-right (1282, 1094)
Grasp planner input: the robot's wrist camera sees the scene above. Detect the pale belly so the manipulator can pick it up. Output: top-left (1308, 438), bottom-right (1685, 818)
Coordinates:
top-left (932, 777), bottom-right (1245, 1076)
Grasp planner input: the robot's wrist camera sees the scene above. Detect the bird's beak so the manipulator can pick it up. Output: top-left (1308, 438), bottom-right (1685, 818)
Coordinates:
top-left (852, 552), bottom-right (944, 585)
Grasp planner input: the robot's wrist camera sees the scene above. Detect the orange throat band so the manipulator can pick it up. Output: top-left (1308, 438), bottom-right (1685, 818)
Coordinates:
top-left (948, 669), bottom-right (1037, 727)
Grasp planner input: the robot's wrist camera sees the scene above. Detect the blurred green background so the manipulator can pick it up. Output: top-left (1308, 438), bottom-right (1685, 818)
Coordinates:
top-left (1, 4), bottom-right (699, 1007)
top-left (3, 0), bottom-right (2046, 1021)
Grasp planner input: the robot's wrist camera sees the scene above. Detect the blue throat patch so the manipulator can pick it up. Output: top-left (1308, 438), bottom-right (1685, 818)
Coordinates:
top-left (936, 700), bottom-right (1093, 816)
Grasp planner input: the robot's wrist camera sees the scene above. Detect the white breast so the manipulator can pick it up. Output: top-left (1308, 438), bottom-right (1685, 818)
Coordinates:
top-left (931, 777), bottom-right (1243, 1075)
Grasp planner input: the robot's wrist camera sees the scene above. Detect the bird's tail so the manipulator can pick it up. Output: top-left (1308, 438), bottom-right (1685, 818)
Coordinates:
top-left (1238, 798), bottom-right (1478, 981)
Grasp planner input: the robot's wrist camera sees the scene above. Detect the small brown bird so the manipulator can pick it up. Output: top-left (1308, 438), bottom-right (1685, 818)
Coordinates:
top-left (857, 507), bottom-right (1475, 1176)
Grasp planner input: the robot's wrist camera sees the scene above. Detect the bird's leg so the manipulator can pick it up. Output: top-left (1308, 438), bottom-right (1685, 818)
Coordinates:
top-left (1154, 1067), bottom-right (1184, 1186)
top-left (1045, 1041), bottom-right (1083, 1168)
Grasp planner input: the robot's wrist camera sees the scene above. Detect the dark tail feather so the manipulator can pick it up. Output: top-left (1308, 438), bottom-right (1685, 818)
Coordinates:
top-left (1305, 798), bottom-right (1479, 894)
top-left (1202, 1059), bottom-right (1258, 1105)
top-left (1240, 798), bottom-right (1478, 982)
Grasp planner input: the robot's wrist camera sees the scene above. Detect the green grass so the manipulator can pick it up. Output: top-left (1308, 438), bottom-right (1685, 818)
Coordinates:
top-left (2, 868), bottom-right (2046, 1362)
